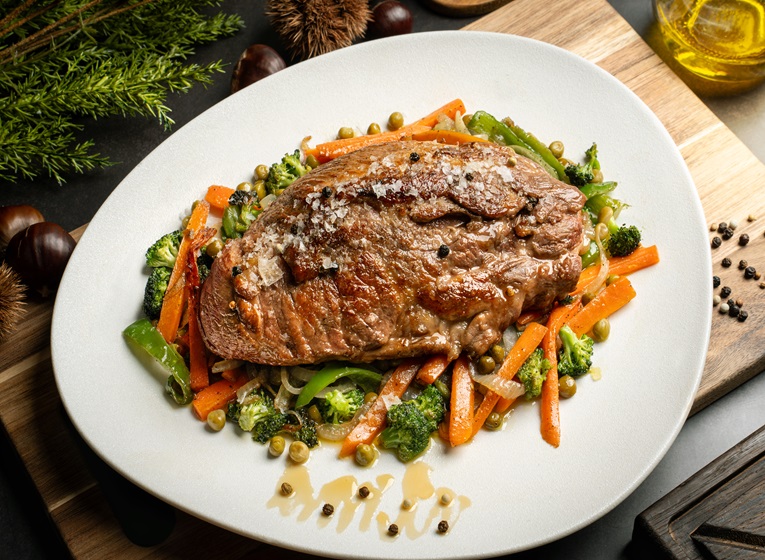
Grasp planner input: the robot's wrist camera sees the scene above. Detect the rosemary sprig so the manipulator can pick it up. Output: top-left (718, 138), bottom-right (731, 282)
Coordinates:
top-left (0, 0), bottom-right (243, 184)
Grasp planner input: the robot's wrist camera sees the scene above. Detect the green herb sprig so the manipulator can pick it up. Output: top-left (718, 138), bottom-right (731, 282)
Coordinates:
top-left (0, 0), bottom-right (243, 184)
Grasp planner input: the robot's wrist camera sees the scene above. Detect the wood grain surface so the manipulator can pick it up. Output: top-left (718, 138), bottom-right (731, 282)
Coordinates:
top-left (421, 0), bottom-right (512, 17)
top-left (1, 0), bottom-right (764, 557)
top-left (633, 425), bottom-right (765, 558)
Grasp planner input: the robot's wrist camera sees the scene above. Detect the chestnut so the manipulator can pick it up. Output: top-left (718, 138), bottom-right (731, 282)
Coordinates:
top-left (6, 222), bottom-right (76, 297)
top-left (0, 204), bottom-right (44, 254)
top-left (230, 44), bottom-right (287, 94)
top-left (368, 1), bottom-right (413, 39)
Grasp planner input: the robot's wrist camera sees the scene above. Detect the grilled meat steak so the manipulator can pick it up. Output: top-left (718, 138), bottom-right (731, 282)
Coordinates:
top-left (199, 140), bottom-right (586, 365)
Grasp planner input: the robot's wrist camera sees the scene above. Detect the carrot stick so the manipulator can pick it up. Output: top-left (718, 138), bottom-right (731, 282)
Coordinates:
top-left (415, 354), bottom-right (451, 385)
top-left (339, 360), bottom-right (420, 457)
top-left (409, 98), bottom-right (466, 129)
top-left (192, 374), bottom-right (249, 421)
top-left (157, 201), bottom-right (210, 343)
top-left (306, 99), bottom-right (466, 163)
top-left (221, 367), bottom-right (243, 382)
top-left (410, 129), bottom-right (488, 145)
top-left (495, 322), bottom-right (548, 414)
top-left (569, 277), bottom-right (636, 337)
top-left (186, 246), bottom-right (208, 393)
top-left (540, 298), bottom-right (582, 447)
top-left (572, 245), bottom-right (659, 295)
top-left (449, 355), bottom-right (474, 446)
top-left (205, 185), bottom-right (235, 212)
top-left (306, 124), bottom-right (432, 163)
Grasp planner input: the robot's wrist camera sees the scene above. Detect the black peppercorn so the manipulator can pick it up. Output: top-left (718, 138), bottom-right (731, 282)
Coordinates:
top-left (713, 276), bottom-right (720, 288)
top-left (720, 286), bottom-right (732, 298)
top-left (388, 523), bottom-right (399, 535)
top-left (717, 222), bottom-right (728, 233)
top-left (232, 265), bottom-right (242, 277)
top-left (738, 310), bottom-right (749, 322)
top-left (722, 228), bottom-right (734, 240)
top-left (438, 244), bottom-right (450, 258)
top-left (711, 237), bottom-right (722, 248)
top-left (722, 258), bottom-right (732, 268)
top-left (728, 305), bottom-right (740, 318)
top-left (321, 186), bottom-right (333, 198)
top-left (745, 266), bottom-right (756, 279)
top-left (437, 520), bottom-right (449, 534)
top-left (739, 259), bottom-right (748, 270)
top-left (727, 298), bottom-right (736, 307)
top-left (465, 172), bottom-right (474, 181)
top-left (322, 503), bottom-right (334, 516)
top-left (739, 233), bottom-right (750, 246)
top-left (358, 486), bottom-right (370, 499)
top-left (409, 152), bottom-right (420, 162)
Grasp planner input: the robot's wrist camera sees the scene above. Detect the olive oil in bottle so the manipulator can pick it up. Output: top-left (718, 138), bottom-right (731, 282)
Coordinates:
top-left (654, 0), bottom-right (765, 86)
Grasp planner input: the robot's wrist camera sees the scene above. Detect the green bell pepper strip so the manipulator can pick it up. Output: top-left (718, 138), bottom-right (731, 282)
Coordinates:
top-left (295, 365), bottom-right (382, 408)
top-left (467, 111), bottom-right (567, 182)
top-left (123, 318), bottom-right (193, 405)
top-left (579, 181), bottom-right (618, 200)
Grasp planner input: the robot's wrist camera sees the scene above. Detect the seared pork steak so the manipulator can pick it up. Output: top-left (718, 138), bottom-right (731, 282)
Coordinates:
top-left (199, 140), bottom-right (586, 365)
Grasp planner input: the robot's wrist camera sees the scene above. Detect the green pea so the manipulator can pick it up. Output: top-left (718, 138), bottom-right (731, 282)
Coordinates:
top-left (269, 435), bottom-right (286, 457)
top-left (388, 112), bottom-right (404, 131)
top-left (477, 355), bottom-right (496, 375)
top-left (305, 154), bottom-right (319, 169)
top-left (289, 441), bottom-right (310, 464)
top-left (236, 181), bottom-right (253, 192)
top-left (489, 344), bottom-right (505, 364)
top-left (355, 443), bottom-right (376, 467)
top-left (591, 318), bottom-right (610, 342)
top-left (307, 404), bottom-right (323, 424)
top-left (205, 238), bottom-right (224, 258)
top-left (367, 123), bottom-right (381, 135)
top-left (592, 168), bottom-right (604, 183)
top-left (484, 411), bottom-right (503, 431)
top-left (255, 164), bottom-right (269, 181)
top-left (338, 126), bottom-right (355, 139)
top-left (206, 409), bottom-right (226, 431)
top-left (364, 392), bottom-right (377, 404)
top-left (254, 180), bottom-right (267, 201)
top-left (559, 375), bottom-right (577, 399)
top-left (549, 141), bottom-right (564, 159)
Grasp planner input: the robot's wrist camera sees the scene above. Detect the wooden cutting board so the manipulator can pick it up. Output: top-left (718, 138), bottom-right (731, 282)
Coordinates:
top-left (1, 0), bottom-right (764, 557)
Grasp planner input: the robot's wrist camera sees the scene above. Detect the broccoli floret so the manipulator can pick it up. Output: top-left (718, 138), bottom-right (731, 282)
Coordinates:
top-left (197, 252), bottom-right (212, 284)
top-left (606, 225), bottom-right (641, 257)
top-left (565, 143), bottom-right (600, 187)
top-left (379, 401), bottom-right (433, 462)
top-left (228, 391), bottom-right (288, 442)
top-left (222, 191), bottom-right (260, 241)
top-left (317, 388), bottom-right (364, 424)
top-left (516, 348), bottom-right (551, 400)
top-left (585, 194), bottom-right (641, 258)
top-left (557, 325), bottom-right (594, 378)
top-left (283, 408), bottom-right (319, 448)
top-left (411, 384), bottom-right (446, 431)
top-left (264, 150), bottom-right (308, 195)
top-left (379, 386), bottom-right (445, 462)
top-left (143, 266), bottom-right (171, 320)
top-left (145, 230), bottom-right (182, 269)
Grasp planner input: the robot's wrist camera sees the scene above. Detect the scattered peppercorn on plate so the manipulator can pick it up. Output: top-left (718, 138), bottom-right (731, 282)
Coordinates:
top-left (51, 31), bottom-right (710, 558)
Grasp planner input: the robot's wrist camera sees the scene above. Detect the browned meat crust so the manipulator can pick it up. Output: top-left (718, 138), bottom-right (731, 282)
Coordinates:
top-left (199, 140), bottom-right (586, 365)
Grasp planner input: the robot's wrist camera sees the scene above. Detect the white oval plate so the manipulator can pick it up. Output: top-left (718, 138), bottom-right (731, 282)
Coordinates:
top-left (51, 31), bottom-right (711, 558)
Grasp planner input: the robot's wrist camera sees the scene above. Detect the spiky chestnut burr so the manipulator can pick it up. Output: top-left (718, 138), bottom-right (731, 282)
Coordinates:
top-left (266, 0), bottom-right (371, 60)
top-left (0, 262), bottom-right (26, 341)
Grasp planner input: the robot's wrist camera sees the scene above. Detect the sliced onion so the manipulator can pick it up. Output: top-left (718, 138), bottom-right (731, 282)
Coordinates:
top-left (280, 367), bottom-right (305, 395)
top-left (260, 194), bottom-right (277, 209)
top-left (472, 374), bottom-right (525, 401)
top-left (380, 393), bottom-right (401, 411)
top-left (581, 230), bottom-right (609, 300)
top-left (454, 111), bottom-right (470, 135)
top-left (290, 365), bottom-right (319, 383)
top-left (316, 421), bottom-right (355, 441)
top-left (503, 325), bottom-right (519, 352)
top-left (274, 383), bottom-right (292, 412)
top-left (236, 376), bottom-right (263, 404)
top-left (212, 359), bottom-right (245, 373)
top-left (315, 400), bottom-right (372, 441)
